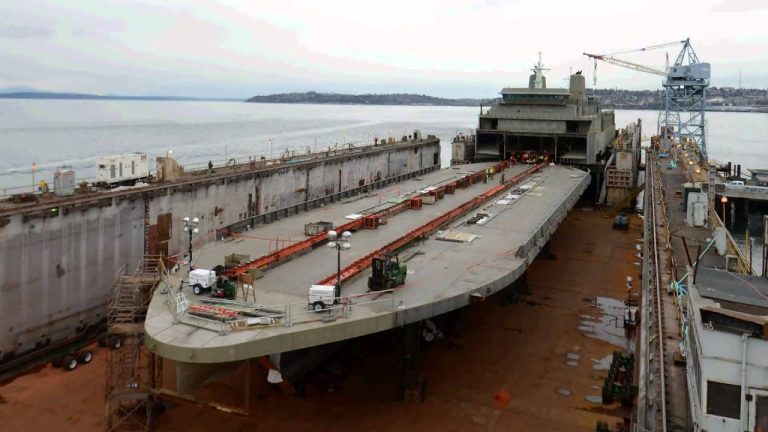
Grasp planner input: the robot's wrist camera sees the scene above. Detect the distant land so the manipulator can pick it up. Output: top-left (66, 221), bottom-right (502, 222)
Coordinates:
top-left (246, 91), bottom-right (491, 107)
top-left (247, 89), bottom-right (768, 112)
top-left (1, 87), bottom-right (765, 111)
top-left (592, 87), bottom-right (768, 111)
top-left (0, 90), bottom-right (241, 102)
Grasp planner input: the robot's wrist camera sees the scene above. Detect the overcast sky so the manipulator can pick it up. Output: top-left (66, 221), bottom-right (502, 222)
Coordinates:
top-left (0, 0), bottom-right (766, 98)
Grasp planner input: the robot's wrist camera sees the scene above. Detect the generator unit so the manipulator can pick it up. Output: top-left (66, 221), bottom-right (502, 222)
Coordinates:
top-left (96, 153), bottom-right (149, 185)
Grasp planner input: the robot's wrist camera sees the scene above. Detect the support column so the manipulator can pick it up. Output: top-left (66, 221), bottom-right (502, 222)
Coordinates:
top-left (244, 359), bottom-right (251, 413)
top-left (506, 271), bottom-right (530, 303)
top-left (744, 198), bottom-right (750, 232)
top-left (401, 323), bottom-right (425, 403)
top-left (540, 240), bottom-right (557, 260)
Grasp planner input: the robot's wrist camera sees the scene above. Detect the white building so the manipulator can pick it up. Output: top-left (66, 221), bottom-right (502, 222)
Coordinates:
top-left (684, 267), bottom-right (768, 431)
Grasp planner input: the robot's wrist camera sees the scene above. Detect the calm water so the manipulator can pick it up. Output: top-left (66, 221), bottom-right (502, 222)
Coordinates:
top-left (0, 99), bottom-right (766, 191)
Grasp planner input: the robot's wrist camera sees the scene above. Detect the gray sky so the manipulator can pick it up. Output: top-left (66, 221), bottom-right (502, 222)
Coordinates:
top-left (1, 0), bottom-right (766, 98)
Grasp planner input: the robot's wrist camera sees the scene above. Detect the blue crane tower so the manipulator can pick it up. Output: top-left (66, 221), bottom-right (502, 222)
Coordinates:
top-left (584, 38), bottom-right (711, 162)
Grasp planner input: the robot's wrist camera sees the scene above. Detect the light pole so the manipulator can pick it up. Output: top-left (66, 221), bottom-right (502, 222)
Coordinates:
top-left (182, 216), bottom-right (200, 270)
top-left (367, 131), bottom-right (372, 145)
top-left (721, 196), bottom-right (728, 227)
top-left (31, 162), bottom-right (36, 193)
top-left (327, 230), bottom-right (351, 300)
top-left (268, 139), bottom-right (273, 160)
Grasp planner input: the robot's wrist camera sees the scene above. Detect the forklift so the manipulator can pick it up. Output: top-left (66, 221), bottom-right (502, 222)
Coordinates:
top-left (368, 253), bottom-right (407, 291)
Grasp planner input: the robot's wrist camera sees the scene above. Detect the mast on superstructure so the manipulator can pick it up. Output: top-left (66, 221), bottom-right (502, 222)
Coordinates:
top-left (529, 52), bottom-right (550, 89)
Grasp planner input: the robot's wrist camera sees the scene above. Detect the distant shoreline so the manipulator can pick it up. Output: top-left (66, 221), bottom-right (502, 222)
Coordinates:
top-left (246, 91), bottom-right (491, 107)
top-left (1, 91), bottom-right (765, 113)
top-left (244, 100), bottom-right (768, 113)
top-left (245, 91), bottom-right (768, 112)
top-left (0, 92), bottom-right (242, 102)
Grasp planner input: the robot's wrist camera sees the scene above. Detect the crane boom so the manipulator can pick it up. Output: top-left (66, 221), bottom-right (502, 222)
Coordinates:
top-left (604, 40), bottom-right (687, 57)
top-left (583, 53), bottom-right (667, 77)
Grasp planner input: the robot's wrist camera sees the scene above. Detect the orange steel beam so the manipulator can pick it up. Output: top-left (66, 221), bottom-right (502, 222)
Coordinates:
top-left (316, 161), bottom-right (544, 286)
top-left (224, 163), bottom-right (509, 277)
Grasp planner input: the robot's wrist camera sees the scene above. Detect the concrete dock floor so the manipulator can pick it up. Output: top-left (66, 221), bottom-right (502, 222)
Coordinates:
top-left (0, 207), bottom-right (642, 431)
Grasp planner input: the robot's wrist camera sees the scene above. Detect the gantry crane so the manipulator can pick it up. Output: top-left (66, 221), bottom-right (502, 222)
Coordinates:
top-left (584, 38), bottom-right (711, 162)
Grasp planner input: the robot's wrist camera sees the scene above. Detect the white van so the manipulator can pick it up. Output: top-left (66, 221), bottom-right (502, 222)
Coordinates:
top-left (308, 285), bottom-right (336, 312)
top-left (189, 269), bottom-right (217, 295)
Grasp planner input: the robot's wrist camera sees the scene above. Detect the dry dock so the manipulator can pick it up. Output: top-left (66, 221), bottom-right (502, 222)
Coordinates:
top-left (0, 207), bottom-right (642, 432)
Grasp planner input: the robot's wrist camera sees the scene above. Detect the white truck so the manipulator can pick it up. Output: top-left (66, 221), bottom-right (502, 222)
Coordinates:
top-left (308, 284), bottom-right (337, 312)
top-left (96, 153), bottom-right (149, 185)
top-left (189, 269), bottom-right (217, 295)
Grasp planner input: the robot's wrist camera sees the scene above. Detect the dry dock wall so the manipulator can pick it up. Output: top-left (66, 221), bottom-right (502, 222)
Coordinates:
top-left (0, 199), bottom-right (145, 361)
top-left (149, 142), bottom-right (439, 258)
top-left (0, 140), bottom-right (440, 363)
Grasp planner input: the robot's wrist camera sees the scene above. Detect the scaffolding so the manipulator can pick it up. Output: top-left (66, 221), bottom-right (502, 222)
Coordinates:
top-left (105, 255), bottom-right (165, 432)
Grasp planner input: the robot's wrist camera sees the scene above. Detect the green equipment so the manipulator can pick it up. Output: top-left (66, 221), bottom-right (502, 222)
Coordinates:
top-left (368, 253), bottom-right (407, 291)
top-left (602, 351), bottom-right (635, 407)
top-left (211, 277), bottom-right (237, 300)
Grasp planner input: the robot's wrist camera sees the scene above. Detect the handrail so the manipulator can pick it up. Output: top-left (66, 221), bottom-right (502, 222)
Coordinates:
top-left (648, 153), bottom-right (668, 432)
top-left (708, 205), bottom-right (753, 274)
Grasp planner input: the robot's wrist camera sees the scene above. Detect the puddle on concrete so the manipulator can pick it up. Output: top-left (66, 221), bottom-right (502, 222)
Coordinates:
top-left (566, 360), bottom-right (579, 367)
top-left (556, 388), bottom-right (572, 397)
top-left (591, 385), bottom-right (600, 391)
top-left (579, 297), bottom-right (629, 350)
top-left (566, 352), bottom-right (580, 361)
top-left (586, 395), bottom-right (603, 404)
top-left (635, 244), bottom-right (642, 250)
top-left (591, 354), bottom-right (613, 370)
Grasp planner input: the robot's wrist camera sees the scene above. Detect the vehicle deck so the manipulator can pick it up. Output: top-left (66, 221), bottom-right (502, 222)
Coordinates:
top-left (145, 163), bottom-right (590, 362)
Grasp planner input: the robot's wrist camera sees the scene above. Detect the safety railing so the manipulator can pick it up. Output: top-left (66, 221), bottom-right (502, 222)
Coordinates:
top-left (0, 175), bottom-right (97, 199)
top-left (164, 287), bottom-right (399, 335)
top-left (1, 139), bottom-right (438, 200)
top-left (708, 205), bottom-right (753, 274)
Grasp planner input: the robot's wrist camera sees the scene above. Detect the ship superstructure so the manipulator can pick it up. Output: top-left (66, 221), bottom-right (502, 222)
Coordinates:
top-left (452, 54), bottom-right (616, 167)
